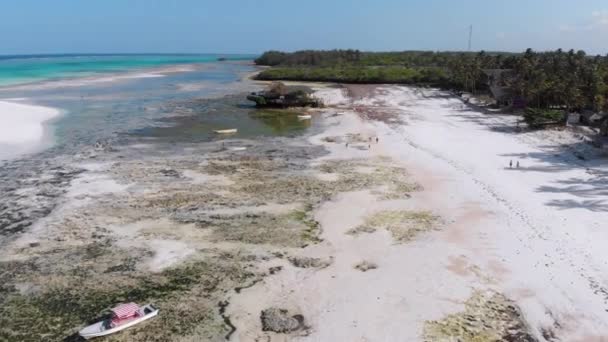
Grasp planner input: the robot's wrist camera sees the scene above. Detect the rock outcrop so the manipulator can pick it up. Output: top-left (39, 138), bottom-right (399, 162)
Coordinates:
top-left (260, 308), bottom-right (306, 333)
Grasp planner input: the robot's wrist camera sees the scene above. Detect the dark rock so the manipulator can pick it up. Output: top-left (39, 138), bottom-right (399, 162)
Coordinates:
top-left (260, 308), bottom-right (305, 333)
top-left (288, 256), bottom-right (331, 269)
top-left (268, 266), bottom-right (283, 275)
top-left (160, 169), bottom-right (180, 178)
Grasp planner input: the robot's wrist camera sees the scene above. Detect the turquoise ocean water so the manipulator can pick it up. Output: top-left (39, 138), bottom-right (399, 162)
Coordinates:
top-left (0, 52), bottom-right (315, 157)
top-left (0, 54), bottom-right (255, 86)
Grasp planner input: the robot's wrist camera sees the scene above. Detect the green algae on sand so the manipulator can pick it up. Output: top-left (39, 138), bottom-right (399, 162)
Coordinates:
top-left (423, 290), bottom-right (537, 342)
top-left (348, 210), bottom-right (440, 243)
top-left (206, 208), bottom-right (321, 247)
top-left (0, 252), bottom-right (260, 342)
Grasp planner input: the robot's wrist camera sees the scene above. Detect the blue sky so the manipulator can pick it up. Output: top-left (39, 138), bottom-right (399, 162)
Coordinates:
top-left (1, 0), bottom-right (607, 55)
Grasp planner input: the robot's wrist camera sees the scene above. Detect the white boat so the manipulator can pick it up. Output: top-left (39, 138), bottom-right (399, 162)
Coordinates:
top-left (297, 114), bottom-right (312, 120)
top-left (214, 128), bottom-right (238, 134)
top-left (79, 303), bottom-right (159, 340)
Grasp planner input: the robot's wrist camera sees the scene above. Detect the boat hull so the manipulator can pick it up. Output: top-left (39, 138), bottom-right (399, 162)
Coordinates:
top-left (79, 309), bottom-right (158, 339)
top-left (214, 129), bottom-right (237, 134)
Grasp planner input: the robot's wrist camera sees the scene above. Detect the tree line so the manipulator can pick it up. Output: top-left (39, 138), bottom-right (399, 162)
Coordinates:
top-left (255, 49), bottom-right (608, 113)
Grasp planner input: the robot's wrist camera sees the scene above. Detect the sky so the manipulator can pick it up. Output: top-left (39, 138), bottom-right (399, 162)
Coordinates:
top-left (0, 0), bottom-right (607, 55)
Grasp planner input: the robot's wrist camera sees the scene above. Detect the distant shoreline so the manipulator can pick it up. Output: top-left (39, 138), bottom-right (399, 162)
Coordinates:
top-left (0, 62), bottom-right (256, 91)
top-left (0, 54), bottom-right (257, 89)
top-left (0, 63), bottom-right (199, 91)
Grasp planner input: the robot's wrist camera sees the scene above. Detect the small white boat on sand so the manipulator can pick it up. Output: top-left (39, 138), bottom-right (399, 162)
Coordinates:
top-left (79, 303), bottom-right (159, 340)
top-left (297, 114), bottom-right (312, 120)
top-left (214, 128), bottom-right (238, 134)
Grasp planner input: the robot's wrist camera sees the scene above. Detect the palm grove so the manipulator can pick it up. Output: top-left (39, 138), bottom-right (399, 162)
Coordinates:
top-left (255, 49), bottom-right (608, 129)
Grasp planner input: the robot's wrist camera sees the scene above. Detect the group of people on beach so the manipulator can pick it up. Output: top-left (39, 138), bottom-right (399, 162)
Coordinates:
top-left (509, 160), bottom-right (520, 169)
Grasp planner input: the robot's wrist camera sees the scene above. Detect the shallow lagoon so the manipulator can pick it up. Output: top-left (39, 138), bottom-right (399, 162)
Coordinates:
top-left (0, 61), bottom-right (313, 157)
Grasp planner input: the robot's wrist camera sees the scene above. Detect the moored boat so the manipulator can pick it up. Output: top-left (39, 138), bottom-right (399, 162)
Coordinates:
top-left (214, 128), bottom-right (238, 134)
top-left (297, 114), bottom-right (312, 120)
top-left (79, 303), bottom-right (159, 340)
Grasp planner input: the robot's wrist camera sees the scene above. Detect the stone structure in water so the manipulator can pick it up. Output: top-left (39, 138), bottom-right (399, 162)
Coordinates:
top-left (247, 82), bottom-right (322, 108)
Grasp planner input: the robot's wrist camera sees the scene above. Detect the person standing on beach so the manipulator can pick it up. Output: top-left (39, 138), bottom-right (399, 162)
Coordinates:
top-left (509, 160), bottom-right (513, 168)
top-left (516, 161), bottom-right (520, 168)
top-left (376, 137), bottom-right (379, 143)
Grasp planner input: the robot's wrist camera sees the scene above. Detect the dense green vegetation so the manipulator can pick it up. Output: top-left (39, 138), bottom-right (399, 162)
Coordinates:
top-left (256, 66), bottom-right (448, 85)
top-left (254, 49), bottom-right (517, 68)
top-left (523, 108), bottom-right (566, 128)
top-left (255, 49), bottom-right (608, 116)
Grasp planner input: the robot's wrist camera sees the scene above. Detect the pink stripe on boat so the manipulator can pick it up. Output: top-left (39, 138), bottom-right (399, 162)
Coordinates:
top-left (111, 303), bottom-right (139, 319)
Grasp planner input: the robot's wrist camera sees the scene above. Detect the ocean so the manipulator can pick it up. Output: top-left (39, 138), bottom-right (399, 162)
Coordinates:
top-left (0, 53), bottom-right (317, 159)
top-left (0, 54), bottom-right (254, 87)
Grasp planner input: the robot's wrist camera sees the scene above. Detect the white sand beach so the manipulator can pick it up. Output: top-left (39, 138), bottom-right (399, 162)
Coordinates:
top-left (229, 85), bottom-right (608, 341)
top-left (0, 100), bottom-right (61, 160)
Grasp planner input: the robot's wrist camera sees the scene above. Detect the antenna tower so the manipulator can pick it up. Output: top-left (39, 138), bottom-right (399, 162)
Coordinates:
top-left (468, 25), bottom-right (473, 51)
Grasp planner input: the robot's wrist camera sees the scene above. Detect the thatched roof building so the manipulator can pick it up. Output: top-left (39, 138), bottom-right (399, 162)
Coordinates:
top-left (482, 69), bottom-right (515, 106)
top-left (247, 82), bottom-right (321, 108)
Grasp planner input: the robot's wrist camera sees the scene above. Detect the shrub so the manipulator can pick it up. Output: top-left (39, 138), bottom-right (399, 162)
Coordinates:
top-left (523, 108), bottom-right (565, 128)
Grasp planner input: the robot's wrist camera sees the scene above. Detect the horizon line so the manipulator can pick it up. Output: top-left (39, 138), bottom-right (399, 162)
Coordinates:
top-left (1, 48), bottom-right (607, 58)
